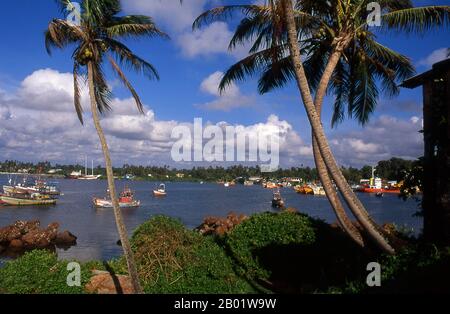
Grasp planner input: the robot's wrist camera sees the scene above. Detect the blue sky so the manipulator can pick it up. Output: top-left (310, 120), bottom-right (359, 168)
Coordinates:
top-left (0, 0), bottom-right (449, 168)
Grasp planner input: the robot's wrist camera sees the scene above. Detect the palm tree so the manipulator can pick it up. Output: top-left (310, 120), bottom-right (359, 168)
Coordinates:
top-left (45, 0), bottom-right (168, 293)
top-left (195, 1), bottom-right (450, 253)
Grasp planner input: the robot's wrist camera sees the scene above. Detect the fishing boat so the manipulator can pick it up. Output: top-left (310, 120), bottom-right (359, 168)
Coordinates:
top-left (264, 181), bottom-right (278, 189)
top-left (93, 187), bottom-right (140, 208)
top-left (78, 157), bottom-right (101, 180)
top-left (0, 193), bottom-right (57, 206)
top-left (3, 178), bottom-right (60, 196)
top-left (295, 185), bottom-right (314, 195)
top-left (272, 189), bottom-right (285, 208)
top-left (153, 183), bottom-right (167, 197)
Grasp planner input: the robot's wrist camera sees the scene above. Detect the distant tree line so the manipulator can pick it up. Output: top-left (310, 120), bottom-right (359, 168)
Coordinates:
top-left (0, 157), bottom-right (417, 183)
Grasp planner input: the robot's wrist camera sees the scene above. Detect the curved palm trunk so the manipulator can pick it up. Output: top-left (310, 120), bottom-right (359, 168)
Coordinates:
top-left (281, 0), bottom-right (394, 254)
top-left (313, 50), bottom-right (364, 247)
top-left (88, 62), bottom-right (143, 293)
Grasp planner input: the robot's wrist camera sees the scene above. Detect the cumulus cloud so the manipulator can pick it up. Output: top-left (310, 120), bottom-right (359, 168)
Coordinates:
top-left (418, 48), bottom-right (449, 68)
top-left (196, 71), bottom-right (254, 111)
top-left (123, 0), bottom-right (249, 59)
top-left (0, 69), bottom-right (425, 168)
top-left (330, 115), bottom-right (423, 167)
top-left (0, 68), bottom-right (308, 168)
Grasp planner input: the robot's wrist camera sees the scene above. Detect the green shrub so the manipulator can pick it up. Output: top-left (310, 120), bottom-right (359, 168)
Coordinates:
top-left (129, 215), bottom-right (254, 294)
top-left (224, 212), bottom-right (316, 281)
top-left (0, 250), bottom-right (91, 294)
top-left (336, 244), bottom-right (450, 293)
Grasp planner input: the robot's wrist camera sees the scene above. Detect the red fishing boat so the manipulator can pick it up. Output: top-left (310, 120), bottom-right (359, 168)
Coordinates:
top-left (93, 187), bottom-right (140, 208)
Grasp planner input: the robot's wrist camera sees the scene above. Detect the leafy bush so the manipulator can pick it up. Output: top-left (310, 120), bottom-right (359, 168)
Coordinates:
top-left (0, 250), bottom-right (91, 294)
top-left (336, 244), bottom-right (450, 293)
top-left (224, 212), bottom-right (316, 282)
top-left (129, 215), bottom-right (254, 294)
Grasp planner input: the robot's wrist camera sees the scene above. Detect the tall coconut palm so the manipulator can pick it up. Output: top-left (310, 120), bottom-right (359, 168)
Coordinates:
top-left (45, 0), bottom-right (168, 293)
top-left (194, 1), bottom-right (450, 253)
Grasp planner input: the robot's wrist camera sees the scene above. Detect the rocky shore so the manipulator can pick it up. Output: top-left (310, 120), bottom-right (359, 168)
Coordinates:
top-left (0, 220), bottom-right (77, 255)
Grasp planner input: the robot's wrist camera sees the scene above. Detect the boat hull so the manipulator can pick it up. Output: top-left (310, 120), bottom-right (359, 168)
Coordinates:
top-left (0, 195), bottom-right (56, 206)
top-left (153, 191), bottom-right (167, 197)
top-left (360, 188), bottom-right (401, 194)
top-left (93, 198), bottom-right (140, 208)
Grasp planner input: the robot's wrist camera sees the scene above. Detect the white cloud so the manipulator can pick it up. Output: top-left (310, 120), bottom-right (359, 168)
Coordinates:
top-left (0, 68), bottom-right (307, 167)
top-left (0, 69), bottom-right (425, 168)
top-left (418, 48), bottom-right (448, 68)
top-left (329, 115), bottom-right (423, 167)
top-left (196, 71), bottom-right (254, 111)
top-left (123, 0), bottom-right (249, 59)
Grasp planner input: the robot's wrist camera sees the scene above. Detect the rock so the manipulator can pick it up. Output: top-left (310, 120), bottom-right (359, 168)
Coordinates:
top-left (0, 226), bottom-right (22, 242)
top-left (0, 220), bottom-right (77, 253)
top-left (46, 223), bottom-right (60, 241)
top-left (55, 231), bottom-right (77, 245)
top-left (196, 212), bottom-right (248, 236)
top-left (85, 272), bottom-right (134, 294)
top-left (9, 239), bottom-right (24, 250)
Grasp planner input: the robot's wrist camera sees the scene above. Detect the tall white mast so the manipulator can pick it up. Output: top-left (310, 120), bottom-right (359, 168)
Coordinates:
top-left (85, 155), bottom-right (88, 176)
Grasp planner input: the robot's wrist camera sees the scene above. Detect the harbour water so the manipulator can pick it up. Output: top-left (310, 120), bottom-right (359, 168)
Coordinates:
top-left (0, 175), bottom-right (422, 265)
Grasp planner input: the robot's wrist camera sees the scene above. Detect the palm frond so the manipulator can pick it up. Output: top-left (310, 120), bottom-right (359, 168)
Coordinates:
top-left (45, 19), bottom-right (84, 53)
top-left (193, 5), bottom-right (270, 30)
top-left (91, 62), bottom-right (112, 113)
top-left (108, 55), bottom-right (144, 114)
top-left (105, 39), bottom-right (160, 80)
top-left (106, 15), bottom-right (169, 39)
top-left (379, 6), bottom-right (450, 33)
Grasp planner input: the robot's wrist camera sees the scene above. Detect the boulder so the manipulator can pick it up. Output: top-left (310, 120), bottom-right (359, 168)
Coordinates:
top-left (55, 231), bottom-right (77, 245)
top-left (9, 239), bottom-right (24, 250)
top-left (0, 220), bottom-right (77, 254)
top-left (85, 272), bottom-right (134, 294)
top-left (196, 212), bottom-right (248, 236)
top-left (0, 226), bottom-right (22, 242)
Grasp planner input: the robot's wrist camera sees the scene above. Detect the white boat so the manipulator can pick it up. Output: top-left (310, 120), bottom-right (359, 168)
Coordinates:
top-left (78, 157), bottom-right (101, 180)
top-left (153, 184), bottom-right (167, 197)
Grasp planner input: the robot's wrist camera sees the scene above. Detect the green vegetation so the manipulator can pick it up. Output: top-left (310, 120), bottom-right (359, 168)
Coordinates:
top-left (223, 212), bottom-right (316, 280)
top-left (332, 244), bottom-right (450, 294)
top-left (0, 250), bottom-right (92, 294)
top-left (128, 216), bottom-right (254, 294)
top-left (1, 213), bottom-right (448, 294)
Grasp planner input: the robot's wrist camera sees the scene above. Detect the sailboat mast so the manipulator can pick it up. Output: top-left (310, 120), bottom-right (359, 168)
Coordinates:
top-left (92, 160), bottom-right (94, 176)
top-left (85, 155), bottom-right (88, 176)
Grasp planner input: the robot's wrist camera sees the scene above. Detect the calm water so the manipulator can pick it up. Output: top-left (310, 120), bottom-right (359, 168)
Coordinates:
top-left (0, 175), bottom-right (422, 265)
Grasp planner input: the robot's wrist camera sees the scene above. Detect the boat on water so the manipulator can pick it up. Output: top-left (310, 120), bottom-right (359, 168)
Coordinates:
top-left (295, 185), bottom-right (314, 195)
top-left (272, 189), bottom-right (285, 208)
top-left (3, 178), bottom-right (61, 196)
top-left (356, 167), bottom-right (401, 194)
top-left (93, 187), bottom-right (140, 208)
top-left (375, 192), bottom-right (384, 198)
top-left (153, 183), bottom-right (167, 197)
top-left (263, 181), bottom-right (278, 189)
top-left (77, 157), bottom-right (101, 180)
top-left (0, 193), bottom-right (57, 206)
